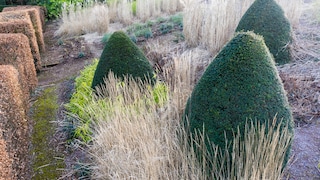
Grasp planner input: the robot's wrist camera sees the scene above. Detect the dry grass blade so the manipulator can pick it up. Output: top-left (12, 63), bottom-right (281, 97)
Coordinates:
top-left (229, 118), bottom-right (292, 179)
top-left (56, 3), bottom-right (109, 37)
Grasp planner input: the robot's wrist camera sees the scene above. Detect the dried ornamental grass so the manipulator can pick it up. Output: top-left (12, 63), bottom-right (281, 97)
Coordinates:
top-left (0, 13), bottom-right (41, 71)
top-left (0, 33), bottom-right (38, 101)
top-left (3, 8), bottom-right (45, 52)
top-left (183, 0), bottom-right (303, 56)
top-left (0, 65), bottom-right (31, 180)
top-left (57, 3), bottom-right (109, 36)
top-left (135, 0), bottom-right (182, 21)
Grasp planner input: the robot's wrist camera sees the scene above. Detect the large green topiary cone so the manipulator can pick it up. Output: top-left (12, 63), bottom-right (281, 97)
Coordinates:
top-left (236, 0), bottom-right (292, 64)
top-left (91, 31), bottom-right (155, 89)
top-left (184, 31), bottom-right (294, 166)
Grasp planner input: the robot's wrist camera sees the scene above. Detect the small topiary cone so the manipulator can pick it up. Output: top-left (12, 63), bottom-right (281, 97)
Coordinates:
top-left (91, 31), bottom-right (155, 90)
top-left (236, 0), bottom-right (292, 64)
top-left (184, 31), bottom-right (294, 167)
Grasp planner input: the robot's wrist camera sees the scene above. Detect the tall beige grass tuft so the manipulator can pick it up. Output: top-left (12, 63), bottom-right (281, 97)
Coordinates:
top-left (183, 0), bottom-right (303, 55)
top-left (108, 0), bottom-right (133, 25)
top-left (183, 0), bottom-right (249, 55)
top-left (160, 0), bottom-right (183, 14)
top-left (136, 0), bottom-right (161, 21)
top-left (56, 2), bottom-right (109, 36)
top-left (227, 118), bottom-right (292, 179)
top-left (85, 53), bottom-right (292, 179)
top-left (136, 0), bottom-right (183, 21)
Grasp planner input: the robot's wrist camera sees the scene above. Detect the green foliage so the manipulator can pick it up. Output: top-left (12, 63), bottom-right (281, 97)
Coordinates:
top-left (64, 59), bottom-right (98, 142)
top-left (143, 27), bottom-right (153, 39)
top-left (101, 32), bottom-right (113, 45)
top-left (131, 0), bottom-right (137, 16)
top-left (91, 31), bottom-right (155, 89)
top-left (31, 87), bottom-right (64, 179)
top-left (184, 32), bottom-right (294, 167)
top-left (134, 27), bottom-right (150, 37)
top-left (151, 82), bottom-right (168, 105)
top-left (37, 0), bottom-right (66, 19)
top-left (0, 0), bottom-right (8, 12)
top-left (57, 39), bottom-right (64, 46)
top-left (156, 16), bottom-right (167, 23)
top-left (78, 51), bottom-right (85, 58)
top-left (236, 0), bottom-right (292, 64)
top-left (126, 13), bottom-right (183, 40)
top-left (159, 23), bottom-right (173, 34)
top-left (127, 23), bottom-right (145, 33)
top-left (169, 12), bottom-right (183, 29)
top-left (146, 20), bottom-right (155, 27)
top-left (127, 23), bottom-right (152, 38)
top-left (36, 0), bottom-right (85, 19)
top-left (129, 34), bottom-right (137, 43)
top-left (66, 59), bottom-right (98, 120)
top-left (67, 58), bottom-right (162, 142)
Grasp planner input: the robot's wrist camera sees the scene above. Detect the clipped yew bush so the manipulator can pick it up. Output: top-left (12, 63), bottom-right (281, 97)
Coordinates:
top-left (184, 32), bottom-right (294, 166)
top-left (91, 31), bottom-right (155, 89)
top-left (236, 0), bottom-right (292, 64)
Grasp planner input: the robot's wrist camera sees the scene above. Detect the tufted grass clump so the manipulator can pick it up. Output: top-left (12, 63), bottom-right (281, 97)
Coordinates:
top-left (236, 0), bottom-right (293, 64)
top-left (184, 31), bottom-right (294, 167)
top-left (66, 60), bottom-right (166, 142)
top-left (56, 2), bottom-right (109, 37)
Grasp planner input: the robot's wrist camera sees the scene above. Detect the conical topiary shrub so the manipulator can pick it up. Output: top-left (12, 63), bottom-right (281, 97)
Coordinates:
top-left (184, 31), bottom-right (294, 166)
top-left (91, 31), bottom-right (155, 89)
top-left (236, 0), bottom-right (292, 64)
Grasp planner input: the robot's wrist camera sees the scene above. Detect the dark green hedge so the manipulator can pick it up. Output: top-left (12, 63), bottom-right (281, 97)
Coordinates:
top-left (236, 0), bottom-right (292, 64)
top-left (91, 31), bottom-right (155, 89)
top-left (184, 31), bottom-right (293, 166)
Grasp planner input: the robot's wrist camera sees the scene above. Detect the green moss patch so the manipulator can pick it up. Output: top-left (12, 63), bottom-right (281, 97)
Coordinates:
top-left (31, 87), bottom-right (64, 179)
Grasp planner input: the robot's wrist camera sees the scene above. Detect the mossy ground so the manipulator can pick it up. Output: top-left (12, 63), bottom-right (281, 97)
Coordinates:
top-left (30, 86), bottom-right (65, 179)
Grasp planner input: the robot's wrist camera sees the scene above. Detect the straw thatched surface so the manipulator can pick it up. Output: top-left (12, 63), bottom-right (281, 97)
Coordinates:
top-left (0, 13), bottom-right (41, 71)
top-left (3, 5), bottom-right (46, 30)
top-left (0, 65), bottom-right (31, 180)
top-left (0, 33), bottom-right (38, 102)
top-left (2, 7), bottom-right (45, 52)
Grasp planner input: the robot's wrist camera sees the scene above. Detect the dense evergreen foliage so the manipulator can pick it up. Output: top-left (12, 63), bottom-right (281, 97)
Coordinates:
top-left (236, 0), bottom-right (292, 64)
top-left (91, 31), bottom-right (155, 90)
top-left (184, 31), bottom-right (293, 165)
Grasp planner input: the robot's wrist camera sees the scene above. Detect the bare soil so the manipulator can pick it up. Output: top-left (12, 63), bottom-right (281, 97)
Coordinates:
top-left (33, 5), bottom-right (320, 179)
